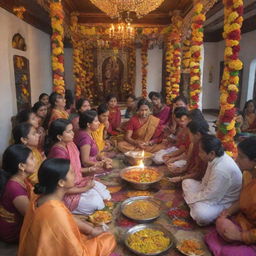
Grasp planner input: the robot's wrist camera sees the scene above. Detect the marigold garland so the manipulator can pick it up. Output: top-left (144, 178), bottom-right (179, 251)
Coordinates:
top-left (141, 40), bottom-right (148, 98)
top-left (50, 0), bottom-right (65, 95)
top-left (169, 14), bottom-right (182, 102)
top-left (127, 47), bottom-right (136, 95)
top-left (84, 47), bottom-right (94, 101)
top-left (182, 40), bottom-right (191, 72)
top-left (189, 2), bottom-right (206, 109)
top-left (165, 33), bottom-right (172, 104)
top-left (217, 0), bottom-right (244, 158)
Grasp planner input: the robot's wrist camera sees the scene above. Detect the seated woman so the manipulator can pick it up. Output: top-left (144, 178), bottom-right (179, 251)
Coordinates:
top-left (47, 119), bottom-right (111, 215)
top-left (124, 94), bottom-right (137, 119)
top-left (47, 92), bottom-right (69, 127)
top-left (74, 110), bottom-right (112, 171)
top-left (149, 91), bottom-right (171, 126)
top-left (241, 100), bottom-right (256, 134)
top-left (32, 101), bottom-right (48, 127)
top-left (0, 144), bottom-right (35, 243)
top-left (205, 137), bottom-right (256, 256)
top-left (71, 98), bottom-right (91, 132)
top-left (168, 119), bottom-right (209, 183)
top-left (39, 93), bottom-right (49, 107)
top-left (17, 109), bottom-right (45, 151)
top-left (154, 107), bottom-right (190, 168)
top-left (106, 94), bottom-right (121, 135)
top-left (91, 103), bottom-right (112, 152)
top-left (118, 98), bottom-right (165, 153)
top-left (182, 135), bottom-right (242, 226)
top-left (13, 123), bottom-right (44, 185)
top-left (18, 158), bottom-right (116, 256)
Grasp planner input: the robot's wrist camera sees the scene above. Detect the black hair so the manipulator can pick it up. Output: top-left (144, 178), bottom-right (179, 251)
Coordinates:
top-left (148, 91), bottom-right (163, 102)
top-left (39, 93), bottom-right (49, 101)
top-left (75, 98), bottom-right (89, 112)
top-left (174, 107), bottom-right (189, 118)
top-left (243, 100), bottom-right (255, 116)
top-left (34, 158), bottom-right (70, 195)
top-left (65, 89), bottom-right (74, 110)
top-left (106, 94), bottom-right (117, 103)
top-left (137, 98), bottom-right (152, 111)
top-left (127, 94), bottom-right (136, 101)
top-left (0, 144), bottom-right (31, 196)
top-left (16, 109), bottom-right (33, 123)
top-left (32, 101), bottom-right (46, 113)
top-left (238, 137), bottom-right (256, 161)
top-left (172, 95), bottom-right (188, 105)
top-left (200, 134), bottom-right (224, 157)
top-left (79, 110), bottom-right (97, 129)
top-left (12, 122), bottom-right (33, 144)
top-left (97, 103), bottom-right (109, 116)
top-left (187, 120), bottom-right (209, 135)
top-left (45, 119), bottom-right (71, 155)
top-left (49, 92), bottom-right (62, 108)
top-left (188, 109), bottom-right (209, 130)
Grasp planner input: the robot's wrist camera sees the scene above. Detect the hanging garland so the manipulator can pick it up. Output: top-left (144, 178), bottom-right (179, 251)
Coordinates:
top-left (182, 39), bottom-right (191, 72)
top-left (141, 40), bottom-right (148, 98)
top-left (50, 0), bottom-right (65, 95)
top-left (217, 0), bottom-right (244, 158)
top-left (189, 2), bottom-right (206, 109)
top-left (84, 47), bottom-right (94, 101)
top-left (127, 47), bottom-right (136, 95)
top-left (169, 14), bottom-right (182, 102)
top-left (165, 33), bottom-right (172, 104)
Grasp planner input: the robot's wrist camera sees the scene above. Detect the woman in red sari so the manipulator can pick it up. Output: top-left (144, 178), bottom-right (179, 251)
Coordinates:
top-left (118, 99), bottom-right (165, 153)
top-left (106, 94), bottom-right (121, 135)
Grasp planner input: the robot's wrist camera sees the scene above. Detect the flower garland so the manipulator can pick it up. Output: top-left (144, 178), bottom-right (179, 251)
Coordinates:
top-left (128, 47), bottom-right (136, 94)
top-left (50, 0), bottom-right (65, 95)
top-left (84, 47), bottom-right (94, 101)
top-left (217, 0), bottom-right (244, 158)
top-left (141, 40), bottom-right (148, 98)
top-left (189, 2), bottom-right (206, 109)
top-left (169, 14), bottom-right (182, 102)
top-left (165, 33), bottom-right (172, 104)
top-left (182, 39), bottom-right (191, 72)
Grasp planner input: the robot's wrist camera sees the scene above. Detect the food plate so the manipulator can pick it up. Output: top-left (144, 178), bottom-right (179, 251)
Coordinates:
top-left (124, 224), bottom-right (175, 256)
top-left (121, 196), bottom-right (161, 222)
top-left (88, 210), bottom-right (112, 225)
top-left (176, 239), bottom-right (204, 256)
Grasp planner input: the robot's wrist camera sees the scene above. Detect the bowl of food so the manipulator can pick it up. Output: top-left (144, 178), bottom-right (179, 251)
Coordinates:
top-left (120, 166), bottom-right (163, 190)
top-left (176, 239), bottom-right (205, 256)
top-left (124, 224), bottom-right (174, 256)
top-left (124, 151), bottom-right (153, 166)
top-left (121, 196), bottom-right (161, 222)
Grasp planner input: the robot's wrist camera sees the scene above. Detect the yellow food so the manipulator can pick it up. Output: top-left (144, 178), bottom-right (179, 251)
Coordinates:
top-left (123, 168), bottom-right (160, 183)
top-left (127, 191), bottom-right (153, 197)
top-left (178, 239), bottom-right (204, 255)
top-left (123, 200), bottom-right (160, 220)
top-left (127, 228), bottom-right (170, 254)
top-left (88, 211), bottom-right (112, 224)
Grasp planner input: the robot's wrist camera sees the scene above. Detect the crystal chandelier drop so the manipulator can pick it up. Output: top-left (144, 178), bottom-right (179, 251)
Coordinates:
top-left (89, 0), bottom-right (165, 19)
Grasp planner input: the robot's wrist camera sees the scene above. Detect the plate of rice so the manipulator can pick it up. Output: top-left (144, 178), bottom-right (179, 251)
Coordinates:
top-left (176, 239), bottom-right (204, 256)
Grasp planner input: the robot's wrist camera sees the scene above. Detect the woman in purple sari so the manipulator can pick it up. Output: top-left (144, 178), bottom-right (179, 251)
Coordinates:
top-left (0, 144), bottom-right (35, 243)
top-left (149, 91), bottom-right (171, 126)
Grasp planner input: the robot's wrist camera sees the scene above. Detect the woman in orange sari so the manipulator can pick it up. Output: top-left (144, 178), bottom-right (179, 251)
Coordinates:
top-left (118, 99), bottom-right (165, 153)
top-left (18, 158), bottom-right (116, 256)
top-left (48, 92), bottom-right (69, 127)
top-left (205, 137), bottom-right (256, 256)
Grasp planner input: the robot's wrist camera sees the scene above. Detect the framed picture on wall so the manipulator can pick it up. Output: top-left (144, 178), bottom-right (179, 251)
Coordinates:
top-left (13, 55), bottom-right (31, 112)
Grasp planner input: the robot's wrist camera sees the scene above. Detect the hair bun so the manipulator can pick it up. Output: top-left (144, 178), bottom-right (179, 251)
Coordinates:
top-left (34, 183), bottom-right (46, 195)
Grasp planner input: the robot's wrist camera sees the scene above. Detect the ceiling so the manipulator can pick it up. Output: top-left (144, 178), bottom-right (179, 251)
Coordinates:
top-left (0, 0), bottom-right (255, 45)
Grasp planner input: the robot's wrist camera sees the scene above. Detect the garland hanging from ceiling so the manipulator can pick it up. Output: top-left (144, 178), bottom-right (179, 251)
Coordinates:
top-left (165, 33), bottom-right (172, 104)
top-left (50, 0), bottom-right (65, 95)
top-left (189, 2), bottom-right (206, 109)
top-left (217, 0), bottom-right (244, 158)
top-left (141, 40), bottom-right (148, 98)
top-left (182, 39), bottom-right (191, 72)
top-left (169, 14), bottom-right (182, 102)
top-left (126, 46), bottom-right (136, 95)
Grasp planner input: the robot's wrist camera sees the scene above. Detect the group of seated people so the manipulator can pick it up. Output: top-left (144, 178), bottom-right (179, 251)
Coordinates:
top-left (0, 90), bottom-right (256, 256)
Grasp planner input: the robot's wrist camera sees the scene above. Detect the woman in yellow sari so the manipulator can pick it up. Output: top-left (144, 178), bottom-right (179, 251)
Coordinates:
top-left (18, 158), bottom-right (116, 256)
top-left (118, 99), bottom-right (165, 153)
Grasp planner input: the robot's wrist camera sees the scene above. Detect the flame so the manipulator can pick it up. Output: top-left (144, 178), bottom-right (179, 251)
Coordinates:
top-left (141, 150), bottom-right (145, 158)
top-left (138, 159), bottom-right (144, 168)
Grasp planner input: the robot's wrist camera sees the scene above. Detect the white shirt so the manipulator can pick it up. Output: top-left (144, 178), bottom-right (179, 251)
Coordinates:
top-left (184, 153), bottom-right (242, 205)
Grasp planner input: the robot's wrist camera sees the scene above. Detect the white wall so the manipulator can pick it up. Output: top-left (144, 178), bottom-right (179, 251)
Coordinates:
top-left (203, 30), bottom-right (256, 110)
top-left (135, 47), bottom-right (163, 97)
top-left (0, 7), bottom-right (52, 158)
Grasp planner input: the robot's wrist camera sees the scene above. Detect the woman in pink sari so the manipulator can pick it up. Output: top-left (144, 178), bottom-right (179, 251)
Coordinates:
top-left (47, 119), bottom-right (111, 215)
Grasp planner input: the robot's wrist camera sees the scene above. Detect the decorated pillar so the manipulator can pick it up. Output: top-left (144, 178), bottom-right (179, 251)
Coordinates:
top-left (189, 1), bottom-right (206, 109)
top-left (169, 11), bottom-right (183, 102)
top-left (50, 0), bottom-right (65, 95)
top-left (141, 40), bottom-right (148, 98)
top-left (217, 0), bottom-right (244, 157)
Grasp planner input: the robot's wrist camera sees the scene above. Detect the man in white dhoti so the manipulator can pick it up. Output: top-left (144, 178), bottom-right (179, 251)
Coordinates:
top-left (182, 135), bottom-right (242, 226)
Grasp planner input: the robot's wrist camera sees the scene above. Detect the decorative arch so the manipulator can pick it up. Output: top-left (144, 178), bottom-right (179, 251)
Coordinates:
top-left (12, 33), bottom-right (26, 51)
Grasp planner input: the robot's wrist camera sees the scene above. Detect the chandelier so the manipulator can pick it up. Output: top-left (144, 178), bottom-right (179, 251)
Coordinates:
top-left (89, 0), bottom-right (165, 19)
